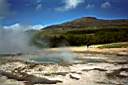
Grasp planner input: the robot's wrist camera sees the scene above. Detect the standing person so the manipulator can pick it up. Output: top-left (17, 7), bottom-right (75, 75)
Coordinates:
top-left (87, 43), bottom-right (91, 48)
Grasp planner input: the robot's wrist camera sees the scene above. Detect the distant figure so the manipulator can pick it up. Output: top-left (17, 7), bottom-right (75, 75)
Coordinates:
top-left (86, 43), bottom-right (91, 48)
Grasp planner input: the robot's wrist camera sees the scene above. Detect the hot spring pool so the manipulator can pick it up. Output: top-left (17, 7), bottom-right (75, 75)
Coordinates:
top-left (29, 53), bottom-right (75, 64)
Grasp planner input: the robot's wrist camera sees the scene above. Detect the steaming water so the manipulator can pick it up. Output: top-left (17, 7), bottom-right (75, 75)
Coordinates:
top-left (30, 56), bottom-right (66, 64)
top-left (29, 48), bottom-right (75, 64)
top-left (0, 28), bottom-right (35, 54)
top-left (29, 52), bottom-right (75, 64)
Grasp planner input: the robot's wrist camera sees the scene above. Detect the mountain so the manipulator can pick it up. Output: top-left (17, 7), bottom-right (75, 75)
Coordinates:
top-left (43, 17), bottom-right (128, 30)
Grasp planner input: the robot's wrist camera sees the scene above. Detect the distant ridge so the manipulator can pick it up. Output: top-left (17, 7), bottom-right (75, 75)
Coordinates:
top-left (43, 17), bottom-right (128, 30)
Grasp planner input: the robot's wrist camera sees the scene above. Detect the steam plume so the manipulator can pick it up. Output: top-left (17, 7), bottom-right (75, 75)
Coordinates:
top-left (0, 28), bottom-right (35, 54)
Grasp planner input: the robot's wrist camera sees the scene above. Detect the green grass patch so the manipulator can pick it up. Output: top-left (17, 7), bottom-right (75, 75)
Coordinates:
top-left (98, 43), bottom-right (128, 48)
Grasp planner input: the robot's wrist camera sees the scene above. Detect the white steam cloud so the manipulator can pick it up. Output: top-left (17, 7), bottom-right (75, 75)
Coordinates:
top-left (0, 24), bottom-right (38, 54)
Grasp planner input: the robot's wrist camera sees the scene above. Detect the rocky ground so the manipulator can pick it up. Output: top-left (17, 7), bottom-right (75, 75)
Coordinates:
top-left (0, 51), bottom-right (128, 85)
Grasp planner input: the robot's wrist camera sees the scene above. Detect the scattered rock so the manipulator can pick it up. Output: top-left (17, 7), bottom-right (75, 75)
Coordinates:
top-left (120, 71), bottom-right (128, 77)
top-left (69, 73), bottom-right (81, 80)
top-left (24, 81), bottom-right (33, 85)
top-left (0, 71), bottom-right (62, 84)
top-left (44, 72), bottom-right (68, 76)
top-left (82, 68), bottom-right (107, 72)
top-left (106, 68), bottom-right (128, 78)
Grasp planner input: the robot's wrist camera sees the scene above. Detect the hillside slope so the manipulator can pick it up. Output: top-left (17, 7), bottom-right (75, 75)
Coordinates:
top-left (32, 17), bottom-right (128, 48)
top-left (43, 17), bottom-right (128, 30)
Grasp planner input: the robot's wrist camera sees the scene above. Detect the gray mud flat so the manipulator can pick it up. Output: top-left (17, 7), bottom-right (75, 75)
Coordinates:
top-left (0, 53), bottom-right (128, 85)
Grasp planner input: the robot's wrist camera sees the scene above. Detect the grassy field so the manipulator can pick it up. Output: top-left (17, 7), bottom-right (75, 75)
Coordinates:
top-left (98, 42), bottom-right (128, 48)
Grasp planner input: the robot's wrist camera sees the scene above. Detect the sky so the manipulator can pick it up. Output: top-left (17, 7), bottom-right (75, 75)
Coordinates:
top-left (0, 0), bottom-right (128, 29)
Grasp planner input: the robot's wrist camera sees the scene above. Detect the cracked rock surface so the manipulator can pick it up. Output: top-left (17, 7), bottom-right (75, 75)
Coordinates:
top-left (0, 53), bottom-right (128, 85)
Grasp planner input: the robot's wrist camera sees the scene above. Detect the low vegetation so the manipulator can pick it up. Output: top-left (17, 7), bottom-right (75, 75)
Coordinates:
top-left (32, 28), bottom-right (128, 48)
top-left (98, 43), bottom-right (128, 48)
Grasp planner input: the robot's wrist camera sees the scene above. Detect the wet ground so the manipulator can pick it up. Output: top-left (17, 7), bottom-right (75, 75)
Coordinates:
top-left (0, 52), bottom-right (128, 85)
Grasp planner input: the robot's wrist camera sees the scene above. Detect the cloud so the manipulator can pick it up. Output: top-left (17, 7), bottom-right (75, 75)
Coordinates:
top-left (0, 0), bottom-right (10, 18)
top-left (37, 0), bottom-right (42, 3)
top-left (3, 23), bottom-right (21, 30)
top-left (101, 1), bottom-right (111, 8)
top-left (35, 0), bottom-right (42, 11)
top-left (31, 24), bottom-right (44, 30)
top-left (36, 4), bottom-right (42, 10)
top-left (56, 0), bottom-right (84, 11)
top-left (3, 23), bottom-right (44, 30)
top-left (86, 4), bottom-right (95, 9)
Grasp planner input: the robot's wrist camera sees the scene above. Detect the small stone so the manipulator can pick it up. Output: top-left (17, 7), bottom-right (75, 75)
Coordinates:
top-left (120, 71), bottom-right (128, 77)
top-left (24, 81), bottom-right (33, 85)
top-left (69, 73), bottom-right (81, 80)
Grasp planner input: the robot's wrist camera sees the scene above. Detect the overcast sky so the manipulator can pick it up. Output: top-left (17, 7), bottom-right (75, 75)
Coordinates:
top-left (0, 0), bottom-right (128, 29)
